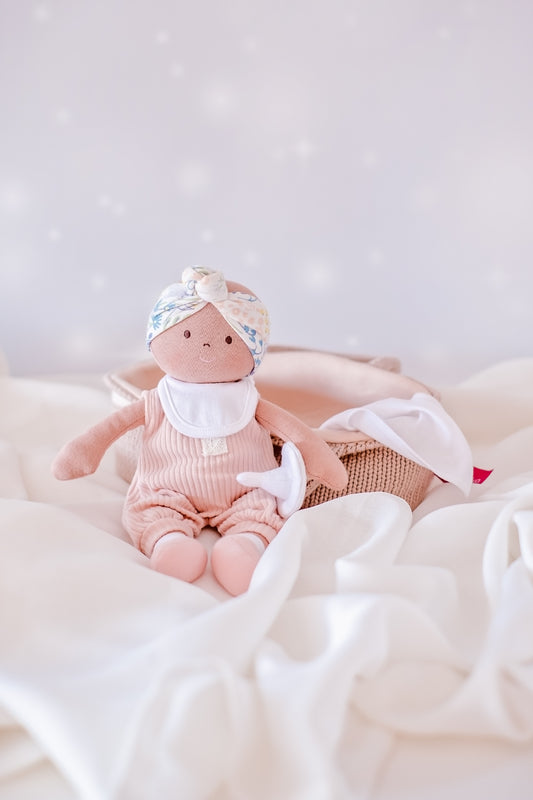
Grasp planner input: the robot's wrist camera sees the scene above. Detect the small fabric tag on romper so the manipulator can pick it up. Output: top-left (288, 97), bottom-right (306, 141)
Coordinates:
top-left (201, 437), bottom-right (228, 457)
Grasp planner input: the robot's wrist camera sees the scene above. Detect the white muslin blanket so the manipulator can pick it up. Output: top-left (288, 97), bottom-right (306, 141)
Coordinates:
top-left (321, 392), bottom-right (474, 495)
top-left (1, 358), bottom-right (533, 799)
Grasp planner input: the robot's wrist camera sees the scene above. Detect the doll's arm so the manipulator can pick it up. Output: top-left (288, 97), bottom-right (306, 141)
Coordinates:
top-left (52, 399), bottom-right (145, 480)
top-left (256, 398), bottom-right (348, 491)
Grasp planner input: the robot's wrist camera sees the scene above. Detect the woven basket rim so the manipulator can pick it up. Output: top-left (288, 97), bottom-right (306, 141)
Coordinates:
top-left (270, 434), bottom-right (383, 456)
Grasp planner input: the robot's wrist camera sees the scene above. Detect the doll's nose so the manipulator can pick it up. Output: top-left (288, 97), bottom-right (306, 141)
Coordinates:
top-left (203, 342), bottom-right (211, 348)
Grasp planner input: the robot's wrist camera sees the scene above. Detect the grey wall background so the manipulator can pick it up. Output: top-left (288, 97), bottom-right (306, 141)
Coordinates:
top-left (1, 0), bottom-right (532, 385)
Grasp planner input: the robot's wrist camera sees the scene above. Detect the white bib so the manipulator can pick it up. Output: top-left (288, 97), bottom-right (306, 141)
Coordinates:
top-left (157, 375), bottom-right (259, 438)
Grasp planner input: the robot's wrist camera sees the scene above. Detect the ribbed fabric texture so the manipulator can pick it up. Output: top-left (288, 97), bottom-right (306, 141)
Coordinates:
top-left (123, 389), bottom-right (283, 555)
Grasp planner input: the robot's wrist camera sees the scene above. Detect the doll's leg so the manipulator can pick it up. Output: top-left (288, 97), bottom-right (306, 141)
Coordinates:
top-left (123, 493), bottom-right (207, 582)
top-left (151, 532), bottom-right (208, 582)
top-left (211, 533), bottom-right (267, 596)
top-left (212, 487), bottom-right (283, 543)
top-left (210, 488), bottom-right (284, 595)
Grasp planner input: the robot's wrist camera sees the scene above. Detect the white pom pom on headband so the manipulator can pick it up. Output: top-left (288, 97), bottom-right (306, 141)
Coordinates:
top-left (146, 267), bottom-right (270, 373)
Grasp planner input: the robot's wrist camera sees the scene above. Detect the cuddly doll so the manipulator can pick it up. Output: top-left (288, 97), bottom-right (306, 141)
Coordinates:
top-left (53, 267), bottom-right (347, 595)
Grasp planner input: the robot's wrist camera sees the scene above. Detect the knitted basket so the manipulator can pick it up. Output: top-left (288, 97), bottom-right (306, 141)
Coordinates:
top-left (105, 349), bottom-right (435, 511)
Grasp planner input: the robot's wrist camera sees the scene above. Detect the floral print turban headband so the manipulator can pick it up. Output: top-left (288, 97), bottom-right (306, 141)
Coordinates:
top-left (146, 267), bottom-right (270, 373)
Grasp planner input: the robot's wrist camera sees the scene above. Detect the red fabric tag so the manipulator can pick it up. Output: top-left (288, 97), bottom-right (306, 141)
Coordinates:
top-left (472, 467), bottom-right (493, 484)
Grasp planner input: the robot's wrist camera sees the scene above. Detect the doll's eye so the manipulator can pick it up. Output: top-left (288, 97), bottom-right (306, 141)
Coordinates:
top-left (183, 330), bottom-right (191, 339)
top-left (225, 335), bottom-right (233, 344)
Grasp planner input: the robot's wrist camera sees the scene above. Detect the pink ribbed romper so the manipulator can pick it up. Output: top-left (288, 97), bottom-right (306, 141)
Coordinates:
top-left (123, 387), bottom-right (284, 556)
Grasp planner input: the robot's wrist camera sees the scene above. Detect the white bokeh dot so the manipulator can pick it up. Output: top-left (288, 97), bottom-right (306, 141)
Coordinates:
top-left (170, 62), bottom-right (184, 79)
top-left (300, 260), bottom-right (336, 291)
top-left (56, 108), bottom-right (72, 126)
top-left (368, 247), bottom-right (385, 266)
top-left (505, 294), bottom-right (528, 319)
top-left (33, 4), bottom-right (50, 23)
top-left (361, 149), bottom-right (379, 169)
top-left (242, 36), bottom-right (258, 54)
top-left (97, 195), bottom-right (126, 216)
top-left (243, 250), bottom-right (260, 267)
top-left (90, 273), bottom-right (109, 292)
top-left (460, 149), bottom-right (533, 237)
top-left (293, 139), bottom-right (317, 162)
top-left (346, 334), bottom-right (361, 350)
top-left (1, 244), bottom-right (35, 288)
top-left (202, 84), bottom-right (238, 118)
top-left (113, 202), bottom-right (126, 217)
top-left (64, 331), bottom-right (98, 359)
top-left (487, 267), bottom-right (510, 291)
top-left (271, 147), bottom-right (287, 163)
top-left (412, 182), bottom-right (438, 211)
top-left (1, 183), bottom-right (30, 215)
top-left (176, 161), bottom-right (212, 196)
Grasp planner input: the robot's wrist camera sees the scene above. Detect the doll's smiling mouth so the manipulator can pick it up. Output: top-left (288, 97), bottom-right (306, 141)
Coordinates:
top-left (200, 345), bottom-right (215, 363)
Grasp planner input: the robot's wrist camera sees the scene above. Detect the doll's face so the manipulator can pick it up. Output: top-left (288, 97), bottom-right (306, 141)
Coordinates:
top-left (150, 303), bottom-right (254, 383)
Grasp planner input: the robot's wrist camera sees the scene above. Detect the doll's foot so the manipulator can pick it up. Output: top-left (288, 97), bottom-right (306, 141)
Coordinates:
top-left (211, 533), bottom-right (266, 596)
top-left (150, 532), bottom-right (207, 582)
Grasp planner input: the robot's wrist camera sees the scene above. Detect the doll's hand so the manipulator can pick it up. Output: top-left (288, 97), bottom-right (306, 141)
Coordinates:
top-left (52, 401), bottom-right (145, 481)
top-left (52, 437), bottom-right (102, 480)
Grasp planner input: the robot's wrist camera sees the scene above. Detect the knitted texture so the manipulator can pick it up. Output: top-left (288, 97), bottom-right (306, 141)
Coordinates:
top-left (270, 437), bottom-right (432, 511)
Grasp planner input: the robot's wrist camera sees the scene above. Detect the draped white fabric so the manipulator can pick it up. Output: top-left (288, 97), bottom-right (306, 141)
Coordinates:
top-left (320, 391), bottom-right (473, 494)
top-left (1, 359), bottom-right (533, 799)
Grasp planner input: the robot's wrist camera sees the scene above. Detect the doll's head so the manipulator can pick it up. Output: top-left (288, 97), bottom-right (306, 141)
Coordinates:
top-left (146, 267), bottom-right (270, 383)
